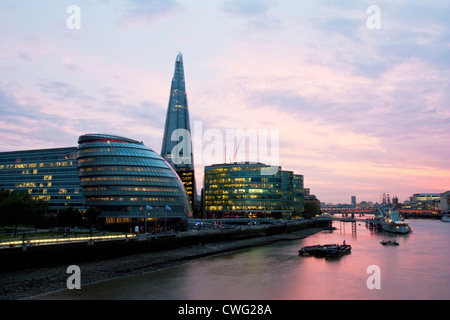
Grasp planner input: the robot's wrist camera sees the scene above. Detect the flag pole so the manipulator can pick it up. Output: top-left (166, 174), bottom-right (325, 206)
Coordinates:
top-left (165, 208), bottom-right (167, 234)
top-left (164, 205), bottom-right (172, 234)
top-left (145, 209), bottom-right (148, 235)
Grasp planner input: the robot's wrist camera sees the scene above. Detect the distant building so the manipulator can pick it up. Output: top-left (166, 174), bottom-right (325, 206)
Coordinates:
top-left (404, 193), bottom-right (440, 211)
top-left (77, 134), bottom-right (192, 231)
top-left (410, 193), bottom-right (440, 202)
top-left (440, 191), bottom-right (450, 214)
top-left (161, 52), bottom-right (197, 213)
top-left (351, 196), bottom-right (356, 208)
top-left (0, 147), bottom-right (85, 213)
top-left (357, 201), bottom-right (375, 209)
top-left (203, 162), bottom-right (304, 219)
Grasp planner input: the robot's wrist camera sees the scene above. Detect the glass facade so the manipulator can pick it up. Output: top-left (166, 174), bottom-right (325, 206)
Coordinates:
top-left (177, 168), bottom-right (195, 208)
top-left (203, 163), bottom-right (304, 219)
top-left (0, 147), bottom-right (85, 213)
top-left (77, 134), bottom-right (192, 229)
top-left (161, 52), bottom-right (197, 210)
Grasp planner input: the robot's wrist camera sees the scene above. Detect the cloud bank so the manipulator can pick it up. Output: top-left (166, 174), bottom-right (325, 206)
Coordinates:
top-left (0, 0), bottom-right (448, 203)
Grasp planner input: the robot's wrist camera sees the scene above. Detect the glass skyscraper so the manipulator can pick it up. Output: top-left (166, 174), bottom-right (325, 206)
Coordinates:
top-left (161, 52), bottom-right (197, 212)
top-left (77, 134), bottom-right (192, 231)
top-left (203, 163), bottom-right (304, 219)
top-left (0, 147), bottom-right (85, 213)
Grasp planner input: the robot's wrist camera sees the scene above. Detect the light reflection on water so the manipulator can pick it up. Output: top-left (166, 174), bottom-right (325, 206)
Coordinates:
top-left (38, 219), bottom-right (450, 300)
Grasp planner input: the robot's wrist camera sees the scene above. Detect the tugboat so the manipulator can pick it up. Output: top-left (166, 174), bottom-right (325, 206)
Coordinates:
top-left (299, 241), bottom-right (351, 257)
top-left (380, 240), bottom-right (399, 246)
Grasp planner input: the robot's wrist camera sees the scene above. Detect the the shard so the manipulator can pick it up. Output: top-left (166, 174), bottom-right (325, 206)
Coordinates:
top-left (161, 52), bottom-right (197, 212)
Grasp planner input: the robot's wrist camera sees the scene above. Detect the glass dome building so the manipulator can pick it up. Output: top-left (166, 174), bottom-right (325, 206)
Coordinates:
top-left (77, 134), bottom-right (192, 231)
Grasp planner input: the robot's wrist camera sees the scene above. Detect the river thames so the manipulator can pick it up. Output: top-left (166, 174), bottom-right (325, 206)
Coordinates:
top-left (38, 218), bottom-right (450, 300)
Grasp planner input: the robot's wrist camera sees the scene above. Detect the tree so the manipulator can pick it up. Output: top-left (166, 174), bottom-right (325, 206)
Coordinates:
top-left (83, 207), bottom-right (104, 229)
top-left (57, 206), bottom-right (83, 228)
top-left (28, 199), bottom-right (49, 229)
top-left (0, 189), bottom-right (13, 227)
top-left (0, 190), bottom-right (45, 236)
top-left (303, 201), bottom-right (320, 219)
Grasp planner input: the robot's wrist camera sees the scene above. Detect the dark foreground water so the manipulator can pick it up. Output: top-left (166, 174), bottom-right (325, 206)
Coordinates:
top-left (38, 218), bottom-right (450, 300)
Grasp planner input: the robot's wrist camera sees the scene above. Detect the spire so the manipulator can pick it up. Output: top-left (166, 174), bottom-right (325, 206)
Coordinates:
top-left (176, 51), bottom-right (183, 62)
top-left (161, 52), bottom-right (192, 169)
top-left (161, 52), bottom-right (197, 212)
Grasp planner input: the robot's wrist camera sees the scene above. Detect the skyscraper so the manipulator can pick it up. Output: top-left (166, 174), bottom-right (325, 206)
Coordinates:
top-left (351, 196), bottom-right (356, 208)
top-left (161, 52), bottom-right (197, 211)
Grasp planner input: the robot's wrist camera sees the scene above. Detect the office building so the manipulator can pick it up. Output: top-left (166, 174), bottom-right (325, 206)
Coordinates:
top-left (203, 162), bottom-right (304, 219)
top-left (440, 191), bottom-right (450, 214)
top-left (77, 134), bottom-right (192, 231)
top-left (404, 193), bottom-right (440, 211)
top-left (161, 52), bottom-right (197, 211)
top-left (0, 147), bottom-right (85, 213)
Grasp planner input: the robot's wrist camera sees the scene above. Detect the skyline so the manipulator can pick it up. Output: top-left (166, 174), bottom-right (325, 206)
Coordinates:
top-left (1, 1), bottom-right (449, 204)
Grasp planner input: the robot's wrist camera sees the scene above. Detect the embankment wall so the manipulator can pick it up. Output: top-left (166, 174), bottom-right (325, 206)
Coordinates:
top-left (0, 221), bottom-right (315, 272)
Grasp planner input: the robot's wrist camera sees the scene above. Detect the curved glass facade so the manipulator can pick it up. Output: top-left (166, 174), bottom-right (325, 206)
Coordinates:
top-left (77, 134), bottom-right (192, 228)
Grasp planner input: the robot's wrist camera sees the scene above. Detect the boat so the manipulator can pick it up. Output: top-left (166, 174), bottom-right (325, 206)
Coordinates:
top-left (377, 193), bottom-right (411, 234)
top-left (299, 242), bottom-right (351, 257)
top-left (298, 245), bottom-right (322, 256)
top-left (380, 240), bottom-right (399, 246)
top-left (441, 214), bottom-right (450, 222)
top-left (379, 208), bottom-right (412, 234)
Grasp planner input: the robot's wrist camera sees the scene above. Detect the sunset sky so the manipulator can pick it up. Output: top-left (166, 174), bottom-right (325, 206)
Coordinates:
top-left (1, 0), bottom-right (449, 204)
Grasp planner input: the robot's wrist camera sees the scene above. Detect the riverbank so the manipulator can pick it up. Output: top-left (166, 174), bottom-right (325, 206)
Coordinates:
top-left (0, 226), bottom-right (324, 300)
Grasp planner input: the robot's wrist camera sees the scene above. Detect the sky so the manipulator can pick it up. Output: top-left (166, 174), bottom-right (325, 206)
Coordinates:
top-left (0, 0), bottom-right (449, 204)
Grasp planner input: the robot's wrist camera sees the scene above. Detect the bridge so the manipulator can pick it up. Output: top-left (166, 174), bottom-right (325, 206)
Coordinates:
top-left (323, 208), bottom-right (378, 216)
top-left (325, 207), bottom-right (440, 217)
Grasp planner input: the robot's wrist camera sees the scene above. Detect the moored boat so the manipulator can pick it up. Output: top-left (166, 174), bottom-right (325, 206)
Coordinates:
top-left (299, 242), bottom-right (351, 257)
top-left (377, 195), bottom-right (411, 234)
top-left (380, 218), bottom-right (411, 234)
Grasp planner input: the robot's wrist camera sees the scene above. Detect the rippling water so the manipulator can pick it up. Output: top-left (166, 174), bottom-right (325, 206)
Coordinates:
top-left (39, 218), bottom-right (450, 300)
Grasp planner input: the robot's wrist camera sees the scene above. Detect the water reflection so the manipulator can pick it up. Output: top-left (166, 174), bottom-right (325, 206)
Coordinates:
top-left (38, 219), bottom-right (450, 300)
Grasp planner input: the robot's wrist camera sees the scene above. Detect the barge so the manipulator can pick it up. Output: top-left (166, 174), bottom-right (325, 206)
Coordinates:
top-left (299, 242), bottom-right (351, 257)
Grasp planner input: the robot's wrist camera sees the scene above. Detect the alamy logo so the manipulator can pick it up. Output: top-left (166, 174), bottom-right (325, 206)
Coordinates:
top-left (366, 5), bottom-right (381, 30)
top-left (170, 121), bottom-right (280, 175)
top-left (66, 265), bottom-right (81, 289)
top-left (366, 265), bottom-right (381, 289)
top-left (66, 5), bottom-right (81, 30)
